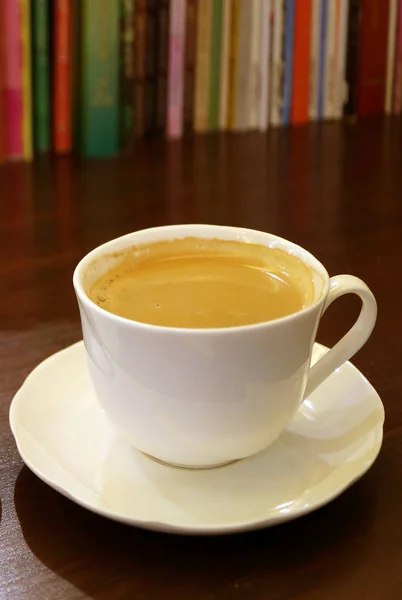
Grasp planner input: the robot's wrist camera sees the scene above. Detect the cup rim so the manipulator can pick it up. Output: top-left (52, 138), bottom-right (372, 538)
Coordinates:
top-left (73, 224), bottom-right (330, 335)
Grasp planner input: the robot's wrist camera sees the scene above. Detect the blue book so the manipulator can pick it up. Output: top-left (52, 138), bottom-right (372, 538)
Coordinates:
top-left (282, 0), bottom-right (295, 125)
top-left (317, 0), bottom-right (328, 120)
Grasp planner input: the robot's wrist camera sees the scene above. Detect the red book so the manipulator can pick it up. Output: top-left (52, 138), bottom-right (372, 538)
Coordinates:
top-left (357, 0), bottom-right (390, 115)
top-left (291, 0), bottom-right (313, 124)
top-left (53, 0), bottom-right (72, 153)
top-left (394, 0), bottom-right (402, 113)
top-left (3, 0), bottom-right (23, 159)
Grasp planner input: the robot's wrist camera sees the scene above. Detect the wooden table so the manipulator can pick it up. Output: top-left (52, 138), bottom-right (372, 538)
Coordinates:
top-left (0, 119), bottom-right (400, 599)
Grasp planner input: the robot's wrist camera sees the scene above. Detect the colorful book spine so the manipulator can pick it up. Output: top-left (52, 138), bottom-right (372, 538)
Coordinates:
top-left (393, 1), bottom-right (402, 113)
top-left (258, 0), bottom-right (272, 131)
top-left (184, 0), bottom-right (197, 133)
top-left (227, 0), bottom-right (240, 129)
top-left (3, 0), bottom-right (23, 159)
top-left (80, 0), bottom-right (119, 157)
top-left (309, 0), bottom-right (321, 119)
top-left (292, 0), bottom-right (312, 124)
top-left (208, 0), bottom-right (223, 129)
top-left (119, 0), bottom-right (135, 148)
top-left (71, 0), bottom-right (82, 151)
top-left (134, 0), bottom-right (147, 136)
top-left (167, 0), bottom-right (186, 138)
top-left (358, 0), bottom-right (389, 115)
top-left (0, 4), bottom-right (4, 162)
top-left (144, 1), bottom-right (157, 135)
top-left (282, 0), bottom-right (295, 125)
top-left (344, 0), bottom-right (362, 116)
top-left (317, 0), bottom-right (328, 119)
top-left (235, 0), bottom-right (252, 130)
top-left (194, 0), bottom-right (212, 132)
top-left (331, 0), bottom-right (342, 118)
top-left (219, 0), bottom-right (231, 129)
top-left (248, 0), bottom-right (261, 129)
top-left (21, 0), bottom-right (33, 160)
top-left (323, 0), bottom-right (336, 118)
top-left (53, 0), bottom-right (72, 154)
top-left (271, 0), bottom-right (285, 126)
top-left (155, 0), bottom-right (170, 134)
top-left (334, 0), bottom-right (350, 119)
top-left (385, 0), bottom-right (398, 113)
top-left (32, 0), bottom-right (51, 153)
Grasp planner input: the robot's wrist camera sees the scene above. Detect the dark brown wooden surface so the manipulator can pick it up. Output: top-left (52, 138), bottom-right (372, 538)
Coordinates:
top-left (0, 119), bottom-right (401, 599)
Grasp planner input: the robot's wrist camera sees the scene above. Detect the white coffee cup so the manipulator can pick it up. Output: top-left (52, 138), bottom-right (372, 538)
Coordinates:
top-left (73, 225), bottom-right (377, 468)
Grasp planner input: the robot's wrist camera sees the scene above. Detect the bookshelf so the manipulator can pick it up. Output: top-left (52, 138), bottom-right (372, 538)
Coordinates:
top-left (0, 0), bottom-right (397, 165)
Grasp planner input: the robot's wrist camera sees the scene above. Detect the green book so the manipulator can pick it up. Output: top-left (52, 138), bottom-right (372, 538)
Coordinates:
top-left (80, 0), bottom-right (120, 157)
top-left (208, 0), bottom-right (223, 130)
top-left (32, 0), bottom-right (50, 153)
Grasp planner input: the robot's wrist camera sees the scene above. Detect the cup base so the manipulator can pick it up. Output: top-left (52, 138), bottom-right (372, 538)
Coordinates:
top-left (140, 450), bottom-right (240, 471)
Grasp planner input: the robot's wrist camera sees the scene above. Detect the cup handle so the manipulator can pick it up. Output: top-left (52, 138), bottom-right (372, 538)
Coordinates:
top-left (304, 275), bottom-right (377, 399)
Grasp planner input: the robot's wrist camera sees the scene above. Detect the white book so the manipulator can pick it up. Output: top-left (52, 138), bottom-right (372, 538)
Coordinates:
top-left (259, 0), bottom-right (272, 130)
top-left (323, 0), bottom-right (337, 119)
top-left (309, 0), bottom-right (321, 120)
top-left (385, 0), bottom-right (398, 114)
top-left (248, 0), bottom-right (262, 129)
top-left (219, 0), bottom-right (231, 129)
top-left (334, 0), bottom-right (349, 119)
top-left (270, 0), bottom-right (284, 127)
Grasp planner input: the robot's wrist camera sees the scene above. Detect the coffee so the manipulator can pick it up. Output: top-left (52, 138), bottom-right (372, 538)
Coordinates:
top-left (88, 237), bottom-right (315, 328)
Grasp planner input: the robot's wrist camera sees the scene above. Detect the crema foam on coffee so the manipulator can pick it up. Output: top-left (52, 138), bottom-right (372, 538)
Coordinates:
top-left (88, 237), bottom-right (315, 328)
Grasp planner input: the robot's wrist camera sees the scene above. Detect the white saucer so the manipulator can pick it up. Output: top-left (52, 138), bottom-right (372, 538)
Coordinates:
top-left (10, 342), bottom-right (384, 535)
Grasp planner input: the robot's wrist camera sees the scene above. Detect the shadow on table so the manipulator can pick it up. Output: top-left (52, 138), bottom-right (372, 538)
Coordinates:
top-left (15, 465), bottom-right (377, 600)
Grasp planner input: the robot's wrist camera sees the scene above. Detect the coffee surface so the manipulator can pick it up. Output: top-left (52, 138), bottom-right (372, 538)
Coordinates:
top-left (88, 237), bottom-right (315, 328)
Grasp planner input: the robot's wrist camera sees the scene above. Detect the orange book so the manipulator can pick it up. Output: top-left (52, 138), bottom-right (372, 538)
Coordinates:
top-left (53, 0), bottom-right (72, 153)
top-left (291, 0), bottom-right (312, 124)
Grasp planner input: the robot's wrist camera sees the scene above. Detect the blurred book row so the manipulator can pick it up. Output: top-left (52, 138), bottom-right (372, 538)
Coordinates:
top-left (0, 0), bottom-right (398, 163)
